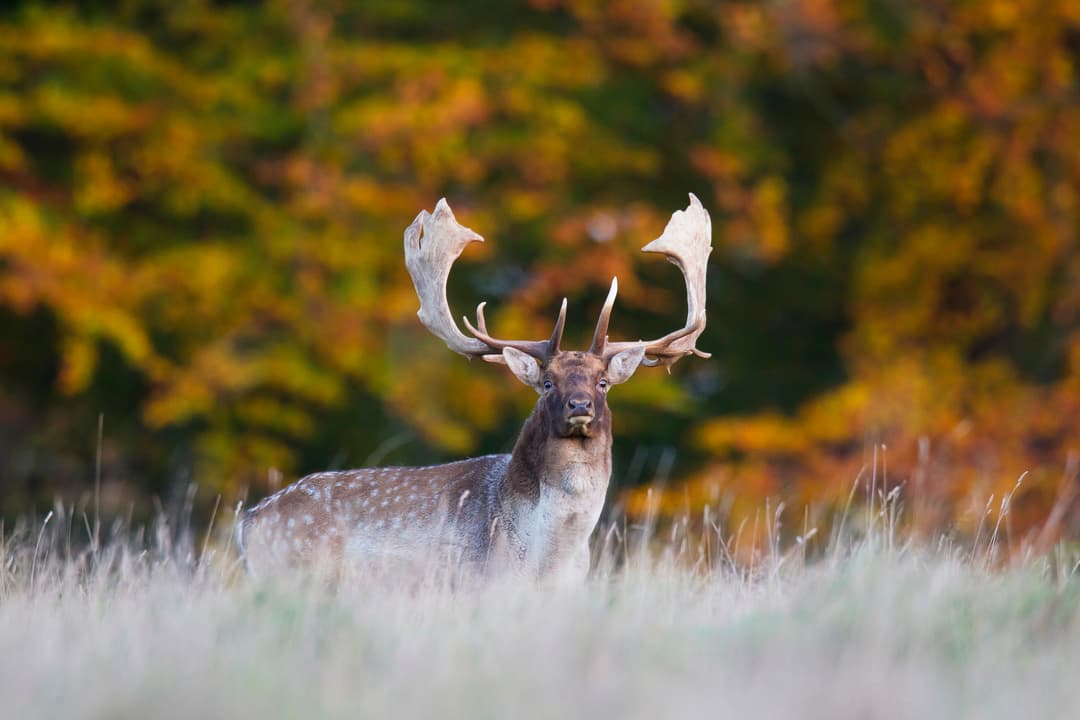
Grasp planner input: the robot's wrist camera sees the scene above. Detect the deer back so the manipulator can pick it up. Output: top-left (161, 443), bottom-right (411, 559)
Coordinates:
top-left (238, 455), bottom-right (510, 575)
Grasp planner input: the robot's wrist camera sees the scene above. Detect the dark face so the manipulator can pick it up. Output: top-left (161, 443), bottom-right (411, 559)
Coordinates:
top-left (540, 352), bottom-right (611, 439)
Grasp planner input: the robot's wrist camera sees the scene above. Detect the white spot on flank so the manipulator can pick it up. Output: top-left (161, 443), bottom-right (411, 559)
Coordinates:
top-left (303, 514), bottom-right (314, 525)
top-left (287, 518), bottom-right (295, 529)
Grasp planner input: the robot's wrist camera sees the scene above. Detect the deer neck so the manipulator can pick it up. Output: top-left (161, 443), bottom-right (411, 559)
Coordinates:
top-left (496, 403), bottom-right (612, 576)
top-left (505, 403), bottom-right (612, 499)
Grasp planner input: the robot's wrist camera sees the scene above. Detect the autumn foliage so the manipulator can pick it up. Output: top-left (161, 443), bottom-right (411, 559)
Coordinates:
top-left (1, 0), bottom-right (1079, 548)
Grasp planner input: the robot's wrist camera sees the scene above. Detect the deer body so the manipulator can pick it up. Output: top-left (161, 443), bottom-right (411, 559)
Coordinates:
top-left (237, 196), bottom-right (712, 582)
top-left (240, 353), bottom-right (619, 581)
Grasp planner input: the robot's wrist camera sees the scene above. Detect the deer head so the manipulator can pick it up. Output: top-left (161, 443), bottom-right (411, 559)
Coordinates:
top-left (404, 194), bottom-right (712, 441)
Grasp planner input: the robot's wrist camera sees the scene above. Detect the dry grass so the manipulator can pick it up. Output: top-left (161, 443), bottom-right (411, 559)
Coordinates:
top-left (1, 502), bottom-right (1078, 720)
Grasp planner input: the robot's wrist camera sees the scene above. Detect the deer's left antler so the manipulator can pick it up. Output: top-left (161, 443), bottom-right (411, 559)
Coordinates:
top-left (590, 193), bottom-right (712, 368)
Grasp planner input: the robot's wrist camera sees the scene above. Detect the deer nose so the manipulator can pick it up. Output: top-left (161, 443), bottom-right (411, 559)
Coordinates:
top-left (567, 395), bottom-right (592, 416)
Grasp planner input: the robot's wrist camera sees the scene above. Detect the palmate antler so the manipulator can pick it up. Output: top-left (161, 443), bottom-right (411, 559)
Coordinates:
top-left (404, 199), bottom-right (565, 365)
top-left (404, 194), bottom-right (711, 369)
top-left (591, 193), bottom-right (712, 369)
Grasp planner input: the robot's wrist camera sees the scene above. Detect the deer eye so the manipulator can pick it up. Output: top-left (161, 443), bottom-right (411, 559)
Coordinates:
top-left (543, 379), bottom-right (554, 392)
top-left (598, 378), bottom-right (609, 391)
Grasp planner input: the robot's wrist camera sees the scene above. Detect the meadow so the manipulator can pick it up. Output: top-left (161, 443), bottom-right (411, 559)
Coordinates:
top-left (2, 500), bottom-right (1078, 720)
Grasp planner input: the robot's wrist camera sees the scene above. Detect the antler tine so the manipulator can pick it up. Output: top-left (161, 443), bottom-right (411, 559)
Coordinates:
top-left (462, 296), bottom-right (566, 364)
top-left (602, 193), bottom-right (713, 369)
top-left (405, 198), bottom-right (565, 365)
top-left (549, 297), bottom-right (567, 354)
top-left (588, 277), bottom-right (618, 355)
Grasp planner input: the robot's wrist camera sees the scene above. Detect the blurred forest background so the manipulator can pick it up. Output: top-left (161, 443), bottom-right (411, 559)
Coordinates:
top-left (1, 0), bottom-right (1079, 550)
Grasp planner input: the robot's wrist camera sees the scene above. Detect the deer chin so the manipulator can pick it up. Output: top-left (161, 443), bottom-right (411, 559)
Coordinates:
top-left (563, 415), bottom-right (594, 438)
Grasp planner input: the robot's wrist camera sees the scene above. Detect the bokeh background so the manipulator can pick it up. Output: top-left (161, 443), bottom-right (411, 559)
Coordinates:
top-left (2, 0), bottom-right (1079, 552)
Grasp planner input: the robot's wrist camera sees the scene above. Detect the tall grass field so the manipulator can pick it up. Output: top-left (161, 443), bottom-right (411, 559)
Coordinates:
top-left (1, 498), bottom-right (1078, 720)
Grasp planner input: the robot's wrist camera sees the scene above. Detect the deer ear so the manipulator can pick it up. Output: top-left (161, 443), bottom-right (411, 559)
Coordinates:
top-left (502, 347), bottom-right (543, 391)
top-left (606, 345), bottom-right (646, 385)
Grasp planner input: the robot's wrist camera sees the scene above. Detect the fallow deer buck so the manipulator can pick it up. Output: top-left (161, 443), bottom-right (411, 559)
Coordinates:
top-left (237, 194), bottom-right (711, 582)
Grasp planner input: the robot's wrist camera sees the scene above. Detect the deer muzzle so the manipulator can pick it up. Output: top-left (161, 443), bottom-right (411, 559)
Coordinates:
top-left (564, 394), bottom-right (594, 436)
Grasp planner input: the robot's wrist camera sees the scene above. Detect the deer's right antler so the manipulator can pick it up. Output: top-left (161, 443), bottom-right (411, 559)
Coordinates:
top-left (404, 199), bottom-right (565, 365)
